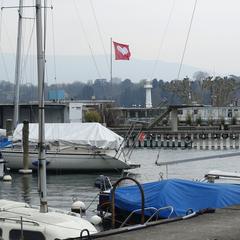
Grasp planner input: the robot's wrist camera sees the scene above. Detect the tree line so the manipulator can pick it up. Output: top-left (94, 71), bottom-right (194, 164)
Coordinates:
top-left (1, 71), bottom-right (240, 107)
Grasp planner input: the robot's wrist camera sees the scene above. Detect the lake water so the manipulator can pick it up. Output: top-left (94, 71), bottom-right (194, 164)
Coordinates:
top-left (1, 148), bottom-right (240, 215)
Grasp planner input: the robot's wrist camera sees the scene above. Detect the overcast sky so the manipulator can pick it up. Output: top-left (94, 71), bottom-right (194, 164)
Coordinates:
top-left (1, 0), bottom-right (240, 81)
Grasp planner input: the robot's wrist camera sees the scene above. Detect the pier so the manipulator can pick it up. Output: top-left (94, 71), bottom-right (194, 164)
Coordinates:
top-left (87, 206), bottom-right (240, 240)
top-left (122, 130), bottom-right (240, 150)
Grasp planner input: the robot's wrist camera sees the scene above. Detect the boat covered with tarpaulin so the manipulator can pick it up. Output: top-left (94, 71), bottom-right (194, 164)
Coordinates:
top-left (13, 122), bottom-right (123, 150)
top-left (1, 123), bottom-right (138, 171)
top-left (113, 178), bottom-right (240, 218)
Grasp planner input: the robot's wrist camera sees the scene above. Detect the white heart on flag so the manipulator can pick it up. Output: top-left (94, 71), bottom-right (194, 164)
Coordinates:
top-left (117, 46), bottom-right (128, 56)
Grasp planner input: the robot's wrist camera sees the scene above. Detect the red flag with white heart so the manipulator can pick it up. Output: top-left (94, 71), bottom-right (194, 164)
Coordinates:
top-left (113, 41), bottom-right (131, 60)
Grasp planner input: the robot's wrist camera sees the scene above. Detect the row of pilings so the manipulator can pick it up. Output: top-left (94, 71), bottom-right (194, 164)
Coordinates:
top-left (121, 131), bottom-right (240, 150)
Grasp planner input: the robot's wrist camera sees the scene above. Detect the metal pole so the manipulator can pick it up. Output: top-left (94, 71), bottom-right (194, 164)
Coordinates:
top-left (36, 0), bottom-right (48, 213)
top-left (13, 0), bottom-right (24, 129)
top-left (110, 37), bottom-right (112, 99)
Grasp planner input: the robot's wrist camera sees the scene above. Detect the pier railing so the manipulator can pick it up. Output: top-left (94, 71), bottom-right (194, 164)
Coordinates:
top-left (123, 131), bottom-right (240, 150)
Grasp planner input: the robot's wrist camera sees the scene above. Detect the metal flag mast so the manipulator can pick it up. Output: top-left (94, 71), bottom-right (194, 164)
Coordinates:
top-left (110, 37), bottom-right (113, 99)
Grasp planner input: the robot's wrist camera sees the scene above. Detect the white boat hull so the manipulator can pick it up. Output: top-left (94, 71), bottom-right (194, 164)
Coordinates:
top-left (1, 149), bottom-right (132, 171)
top-left (0, 200), bottom-right (98, 240)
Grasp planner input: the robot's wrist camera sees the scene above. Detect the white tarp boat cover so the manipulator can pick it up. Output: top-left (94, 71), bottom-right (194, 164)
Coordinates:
top-left (13, 123), bottom-right (124, 150)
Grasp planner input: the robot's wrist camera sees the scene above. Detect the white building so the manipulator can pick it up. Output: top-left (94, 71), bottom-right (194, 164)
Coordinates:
top-left (178, 106), bottom-right (240, 124)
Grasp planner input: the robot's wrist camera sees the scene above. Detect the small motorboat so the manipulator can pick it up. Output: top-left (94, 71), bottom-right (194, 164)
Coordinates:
top-left (98, 177), bottom-right (240, 227)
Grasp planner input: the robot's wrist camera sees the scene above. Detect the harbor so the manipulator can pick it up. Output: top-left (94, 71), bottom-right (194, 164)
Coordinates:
top-left (1, 148), bottom-right (240, 239)
top-left (1, 148), bottom-right (240, 210)
top-left (1, 0), bottom-right (240, 239)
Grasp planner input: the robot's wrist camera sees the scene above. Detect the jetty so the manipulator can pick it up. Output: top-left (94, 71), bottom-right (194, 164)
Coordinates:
top-left (71, 205), bottom-right (240, 240)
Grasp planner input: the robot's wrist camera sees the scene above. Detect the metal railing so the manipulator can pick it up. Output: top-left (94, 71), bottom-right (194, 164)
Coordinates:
top-left (111, 177), bottom-right (145, 229)
top-left (120, 205), bottom-right (174, 228)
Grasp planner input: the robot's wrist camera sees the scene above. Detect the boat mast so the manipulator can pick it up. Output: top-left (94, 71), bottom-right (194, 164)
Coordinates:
top-left (13, 0), bottom-right (24, 129)
top-left (36, 0), bottom-right (48, 213)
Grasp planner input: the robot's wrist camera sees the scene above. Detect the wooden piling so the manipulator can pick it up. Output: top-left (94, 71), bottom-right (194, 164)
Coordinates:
top-left (236, 134), bottom-right (239, 149)
top-left (6, 119), bottom-right (13, 137)
top-left (19, 120), bottom-right (32, 174)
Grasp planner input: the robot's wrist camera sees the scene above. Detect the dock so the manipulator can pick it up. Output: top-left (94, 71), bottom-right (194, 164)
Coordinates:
top-left (123, 131), bottom-right (240, 150)
top-left (84, 206), bottom-right (240, 240)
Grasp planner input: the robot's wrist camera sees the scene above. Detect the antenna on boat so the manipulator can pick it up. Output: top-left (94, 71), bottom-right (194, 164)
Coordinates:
top-left (36, 0), bottom-right (48, 213)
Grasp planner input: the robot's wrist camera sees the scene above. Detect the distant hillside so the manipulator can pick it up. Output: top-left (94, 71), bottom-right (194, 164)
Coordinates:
top-left (0, 53), bottom-right (204, 83)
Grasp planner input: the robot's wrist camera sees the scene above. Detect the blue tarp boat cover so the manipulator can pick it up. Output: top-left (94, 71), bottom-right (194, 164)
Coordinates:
top-left (114, 179), bottom-right (240, 218)
top-left (0, 138), bottom-right (12, 148)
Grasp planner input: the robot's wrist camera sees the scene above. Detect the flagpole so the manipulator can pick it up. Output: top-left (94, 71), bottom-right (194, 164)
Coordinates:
top-left (110, 37), bottom-right (113, 100)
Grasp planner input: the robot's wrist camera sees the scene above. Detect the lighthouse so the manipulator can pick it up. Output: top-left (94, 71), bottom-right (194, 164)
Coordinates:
top-left (144, 80), bottom-right (152, 108)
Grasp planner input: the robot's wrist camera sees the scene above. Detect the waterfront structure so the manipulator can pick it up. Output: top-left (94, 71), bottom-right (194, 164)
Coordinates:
top-left (0, 100), bottom-right (113, 128)
top-left (177, 106), bottom-right (240, 125)
top-left (2, 102), bottom-right (240, 129)
top-left (109, 106), bottom-right (240, 126)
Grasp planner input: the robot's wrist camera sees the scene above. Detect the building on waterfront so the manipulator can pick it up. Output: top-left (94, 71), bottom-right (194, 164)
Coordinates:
top-left (108, 105), bottom-right (240, 127)
top-left (177, 106), bottom-right (240, 125)
top-left (0, 100), bottom-right (114, 128)
top-left (2, 100), bottom-right (240, 129)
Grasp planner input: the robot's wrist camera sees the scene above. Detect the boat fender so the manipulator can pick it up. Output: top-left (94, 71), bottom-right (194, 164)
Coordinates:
top-left (3, 175), bottom-right (12, 181)
top-left (90, 215), bottom-right (102, 225)
top-left (222, 133), bottom-right (228, 139)
top-left (71, 200), bottom-right (86, 213)
top-left (199, 133), bottom-right (206, 139)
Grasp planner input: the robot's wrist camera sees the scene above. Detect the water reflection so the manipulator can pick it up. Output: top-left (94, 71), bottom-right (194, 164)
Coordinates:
top-left (21, 174), bottom-right (32, 204)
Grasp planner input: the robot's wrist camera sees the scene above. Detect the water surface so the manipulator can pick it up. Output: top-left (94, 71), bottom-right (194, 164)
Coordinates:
top-left (1, 149), bottom-right (240, 214)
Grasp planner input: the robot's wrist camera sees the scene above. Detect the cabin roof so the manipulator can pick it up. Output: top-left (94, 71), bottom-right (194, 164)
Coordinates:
top-left (0, 199), bottom-right (97, 238)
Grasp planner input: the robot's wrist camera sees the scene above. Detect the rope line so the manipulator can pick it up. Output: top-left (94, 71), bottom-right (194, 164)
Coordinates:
top-left (73, 0), bottom-right (102, 78)
top-left (50, 0), bottom-right (57, 85)
top-left (149, 0), bottom-right (176, 80)
top-left (177, 0), bottom-right (198, 80)
top-left (21, 16), bottom-right (36, 85)
top-left (89, 0), bottom-right (109, 71)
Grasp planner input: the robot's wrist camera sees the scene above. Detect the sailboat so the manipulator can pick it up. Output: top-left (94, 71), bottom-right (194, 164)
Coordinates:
top-left (0, 0), bottom-right (139, 172)
top-left (2, 122), bottom-right (138, 171)
top-left (0, 0), bottom-right (98, 238)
